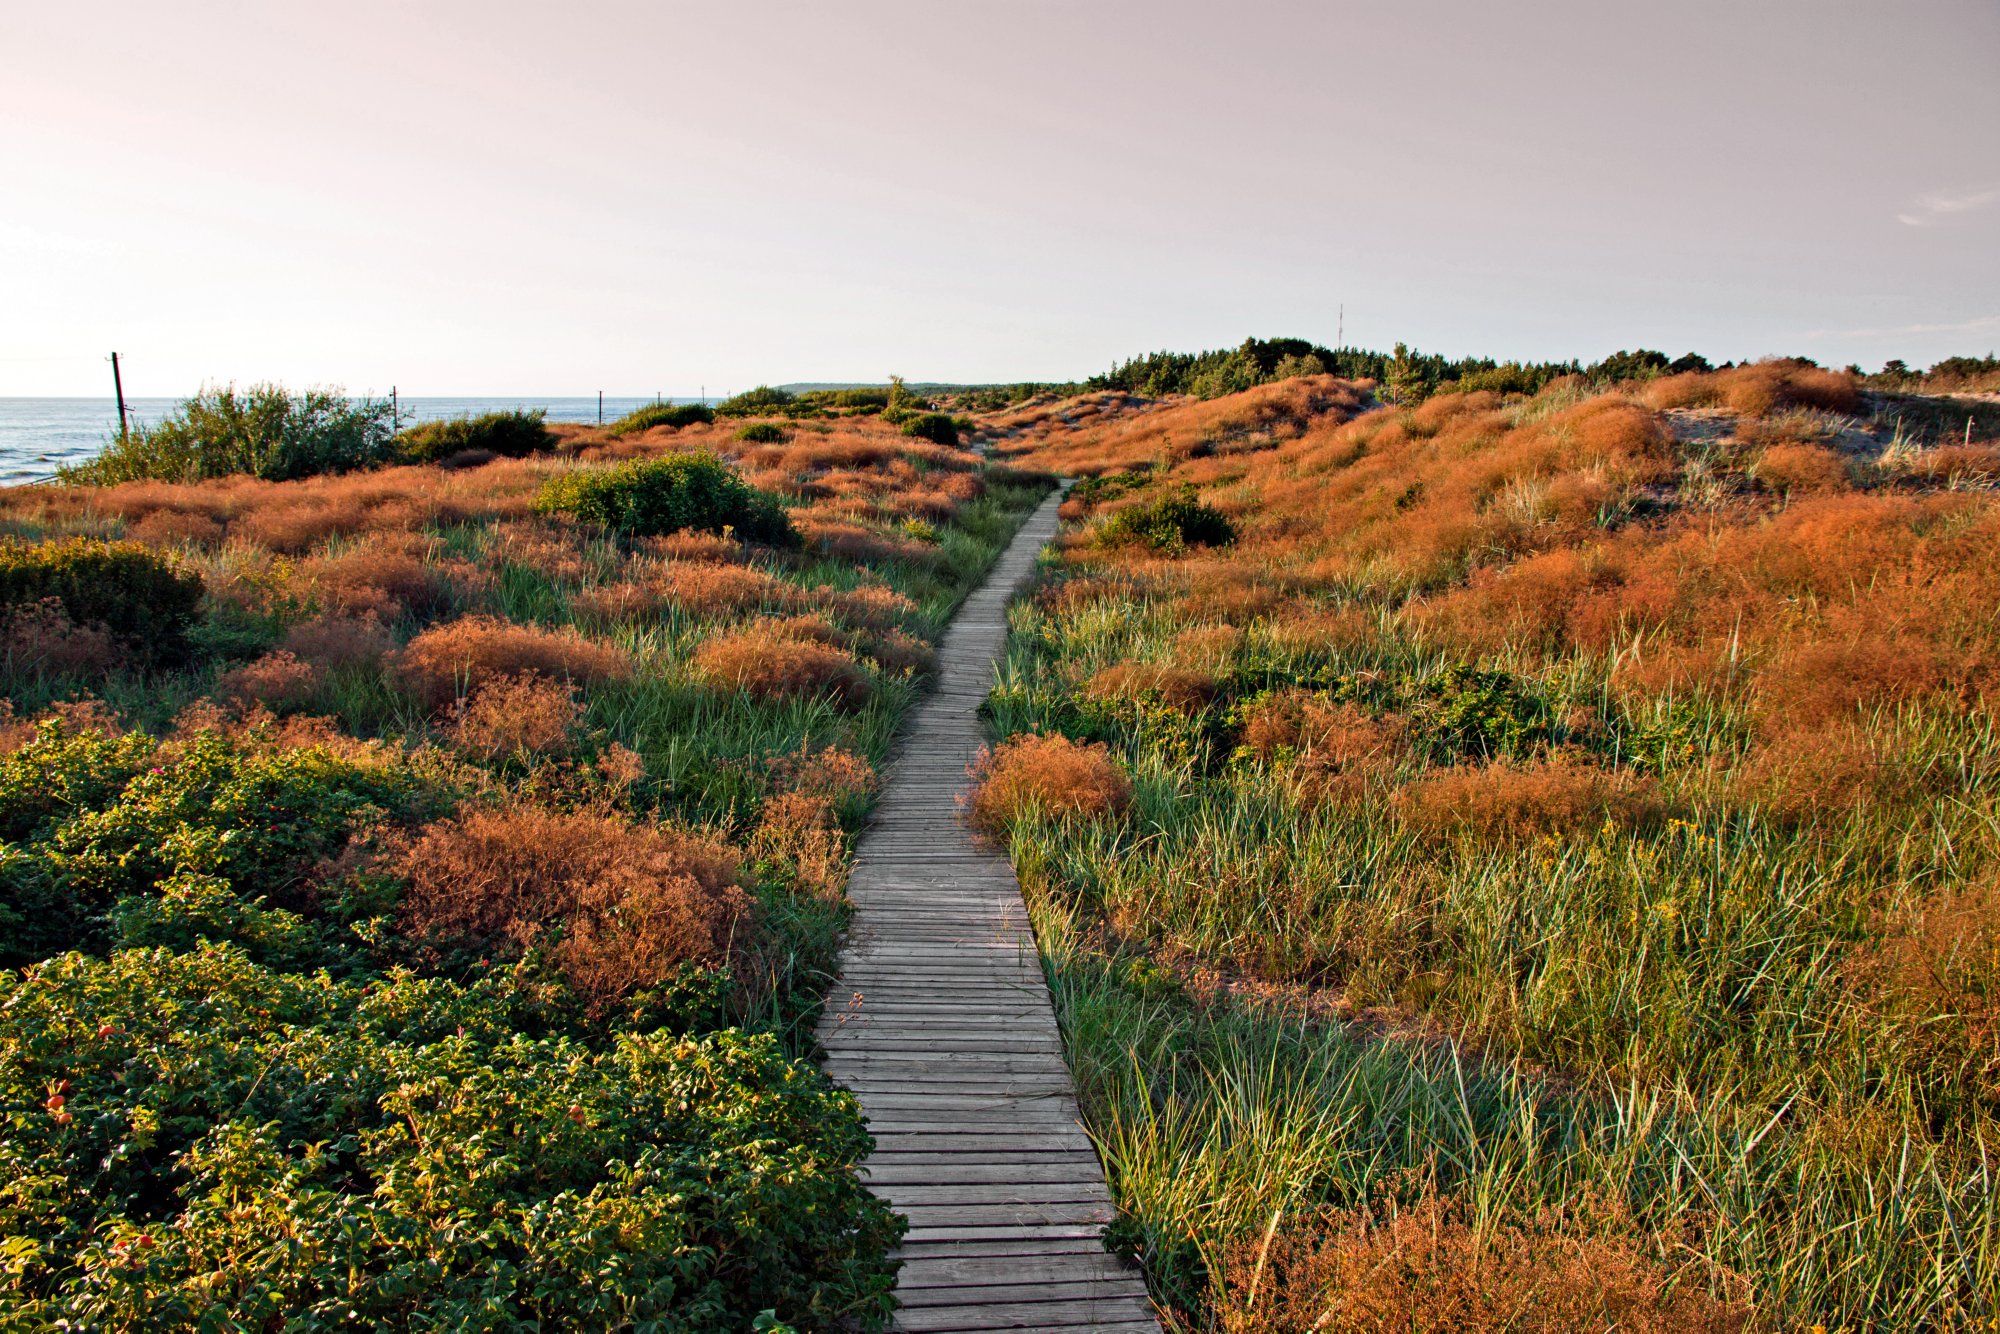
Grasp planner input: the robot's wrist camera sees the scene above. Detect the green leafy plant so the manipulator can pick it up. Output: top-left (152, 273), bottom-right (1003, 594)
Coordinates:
top-left (898, 414), bottom-right (959, 447)
top-left (1097, 486), bottom-right (1235, 553)
top-left (608, 402), bottom-right (716, 434)
top-left (0, 537), bottom-right (204, 663)
top-left (735, 422), bottom-right (788, 444)
top-left (398, 409), bottom-right (552, 463)
top-left (62, 384), bottom-right (397, 483)
top-left (715, 386), bottom-right (798, 418)
top-left (535, 453), bottom-right (797, 545)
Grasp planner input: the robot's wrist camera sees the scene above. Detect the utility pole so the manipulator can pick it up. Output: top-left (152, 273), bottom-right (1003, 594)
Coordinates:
top-left (597, 390), bottom-right (603, 425)
top-left (110, 352), bottom-right (128, 438)
top-left (1337, 305), bottom-right (1344, 349)
top-left (391, 385), bottom-right (399, 433)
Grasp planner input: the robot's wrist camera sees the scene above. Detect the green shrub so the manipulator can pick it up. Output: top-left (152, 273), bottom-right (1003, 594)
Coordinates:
top-left (735, 422), bottom-right (787, 444)
top-left (899, 414), bottom-right (959, 447)
top-left (398, 409), bottom-right (552, 463)
top-left (715, 386), bottom-right (796, 418)
top-left (62, 384), bottom-right (396, 484)
top-left (608, 402), bottom-right (715, 434)
top-left (0, 724), bottom-right (425, 966)
top-left (1097, 486), bottom-right (1235, 553)
top-left (0, 537), bottom-right (204, 662)
top-left (535, 453), bottom-right (797, 546)
top-left (0, 947), bottom-right (901, 1330)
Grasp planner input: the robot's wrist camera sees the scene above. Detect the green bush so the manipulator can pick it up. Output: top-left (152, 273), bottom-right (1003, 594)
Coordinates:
top-left (398, 409), bottom-right (552, 463)
top-left (608, 402), bottom-right (716, 434)
top-left (899, 414), bottom-right (959, 447)
top-left (0, 724), bottom-right (425, 967)
top-left (1097, 486), bottom-right (1235, 553)
top-left (62, 384), bottom-right (397, 484)
top-left (715, 386), bottom-right (797, 418)
top-left (734, 422), bottom-right (787, 444)
top-left (0, 947), bottom-right (901, 1330)
top-left (0, 537), bottom-right (204, 662)
top-left (535, 453), bottom-right (797, 546)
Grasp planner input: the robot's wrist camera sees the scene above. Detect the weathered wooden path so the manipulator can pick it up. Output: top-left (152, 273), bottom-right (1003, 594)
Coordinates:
top-left (816, 491), bottom-right (1159, 1332)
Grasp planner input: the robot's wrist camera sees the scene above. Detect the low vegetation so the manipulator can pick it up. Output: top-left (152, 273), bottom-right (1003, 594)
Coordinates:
top-left (0, 409), bottom-right (1053, 1329)
top-left (983, 361), bottom-right (2000, 1329)
top-left (62, 384), bottom-right (398, 484)
top-left (397, 408), bottom-right (554, 463)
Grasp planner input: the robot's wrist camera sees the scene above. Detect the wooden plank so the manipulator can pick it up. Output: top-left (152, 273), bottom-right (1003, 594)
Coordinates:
top-left (817, 491), bottom-right (1157, 1334)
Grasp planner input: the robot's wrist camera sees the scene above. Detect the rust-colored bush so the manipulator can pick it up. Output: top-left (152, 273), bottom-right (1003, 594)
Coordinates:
top-left (1395, 755), bottom-right (1663, 842)
top-left (690, 623), bottom-right (871, 708)
top-left (390, 805), bottom-right (751, 1013)
top-left (215, 650), bottom-right (321, 712)
top-left (1754, 442), bottom-right (1850, 495)
top-left (862, 628), bottom-right (934, 677)
top-left (448, 672), bottom-right (582, 760)
top-left (1083, 661), bottom-right (1216, 710)
top-left (1218, 1193), bottom-right (1747, 1333)
top-left (659, 561), bottom-right (792, 616)
top-left (569, 580), bottom-right (662, 623)
top-left (0, 599), bottom-right (121, 677)
top-left (965, 733), bottom-right (1132, 832)
top-left (1845, 878), bottom-right (2000, 1108)
top-left (392, 615), bottom-right (631, 710)
top-left (302, 539), bottom-right (466, 619)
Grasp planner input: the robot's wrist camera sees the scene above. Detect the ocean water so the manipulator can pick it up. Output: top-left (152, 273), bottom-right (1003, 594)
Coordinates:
top-left (0, 397), bottom-right (696, 486)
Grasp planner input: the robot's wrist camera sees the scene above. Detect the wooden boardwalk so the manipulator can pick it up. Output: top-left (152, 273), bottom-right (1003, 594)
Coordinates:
top-left (817, 492), bottom-right (1159, 1333)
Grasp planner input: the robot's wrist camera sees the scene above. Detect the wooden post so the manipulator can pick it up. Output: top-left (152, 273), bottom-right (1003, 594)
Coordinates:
top-left (597, 390), bottom-right (603, 425)
top-left (110, 351), bottom-right (128, 438)
top-left (391, 385), bottom-right (399, 433)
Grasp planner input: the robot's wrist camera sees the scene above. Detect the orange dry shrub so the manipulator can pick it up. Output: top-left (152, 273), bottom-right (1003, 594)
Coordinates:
top-left (569, 580), bottom-right (662, 624)
top-left (448, 673), bottom-right (582, 761)
top-left (301, 536), bottom-right (480, 619)
top-left (1753, 442), bottom-right (1850, 495)
top-left (1394, 755), bottom-right (1664, 842)
top-left (641, 530), bottom-right (746, 563)
top-left (1218, 1193), bottom-right (1747, 1334)
top-left (392, 615), bottom-right (631, 710)
top-left (964, 733), bottom-right (1132, 833)
top-left (0, 600), bottom-right (121, 677)
top-left (1729, 722), bottom-right (1924, 820)
top-left (1005, 376), bottom-right (1369, 476)
top-left (1844, 878), bottom-right (2000, 1107)
top-left (488, 520), bottom-right (595, 584)
top-left (281, 613), bottom-right (395, 673)
top-left (690, 621), bottom-right (871, 708)
top-left (824, 583), bottom-right (917, 632)
top-left (658, 561), bottom-right (792, 616)
top-left (1083, 661), bottom-right (1216, 710)
top-left (215, 651), bottom-right (321, 712)
top-left (389, 805), bottom-right (751, 1014)
top-left (861, 628), bottom-right (934, 677)
top-left (794, 514), bottom-right (938, 568)
top-left (1640, 361), bottom-right (1859, 417)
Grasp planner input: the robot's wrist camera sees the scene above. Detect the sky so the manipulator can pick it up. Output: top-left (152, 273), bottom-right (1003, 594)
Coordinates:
top-left (2, 0), bottom-right (1996, 396)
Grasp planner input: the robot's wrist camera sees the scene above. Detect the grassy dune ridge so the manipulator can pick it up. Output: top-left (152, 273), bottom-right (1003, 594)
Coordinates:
top-left (976, 367), bottom-right (2000, 1330)
top-left (0, 409), bottom-right (1053, 1330)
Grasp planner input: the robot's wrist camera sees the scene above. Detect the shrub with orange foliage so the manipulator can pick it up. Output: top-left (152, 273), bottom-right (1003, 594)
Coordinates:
top-left (1845, 878), bottom-right (2000, 1114)
top-left (392, 615), bottom-right (631, 709)
top-left (1754, 442), bottom-right (1850, 494)
top-left (390, 805), bottom-right (751, 1014)
top-left (691, 621), bottom-right (871, 708)
top-left (1218, 1193), bottom-right (1747, 1334)
top-left (302, 537), bottom-right (478, 619)
top-left (280, 613), bottom-right (395, 673)
top-left (568, 580), bottom-right (662, 623)
top-left (659, 561), bottom-right (792, 616)
top-left (0, 599), bottom-right (121, 678)
top-left (1083, 661), bottom-right (1216, 711)
top-left (215, 651), bottom-right (321, 712)
top-left (448, 673), bottom-right (581, 761)
top-left (1394, 755), bottom-right (1663, 842)
top-left (964, 733), bottom-right (1132, 833)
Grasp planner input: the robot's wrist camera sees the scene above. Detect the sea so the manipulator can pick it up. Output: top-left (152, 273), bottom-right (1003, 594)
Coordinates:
top-left (0, 397), bottom-right (697, 486)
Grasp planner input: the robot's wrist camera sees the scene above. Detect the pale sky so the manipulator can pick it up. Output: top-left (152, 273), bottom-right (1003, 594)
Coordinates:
top-left (3, 0), bottom-right (1996, 396)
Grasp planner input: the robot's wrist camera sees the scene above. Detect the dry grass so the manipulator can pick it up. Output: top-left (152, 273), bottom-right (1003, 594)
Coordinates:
top-left (0, 599), bottom-right (121, 678)
top-left (214, 651), bottom-right (321, 712)
top-left (392, 615), bottom-right (631, 710)
top-left (1394, 755), bottom-right (1664, 842)
top-left (689, 621), bottom-right (871, 708)
top-left (964, 733), bottom-right (1131, 833)
top-left (1217, 1193), bottom-right (1748, 1334)
top-left (447, 673), bottom-right (582, 761)
top-left (390, 805), bottom-right (750, 1014)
